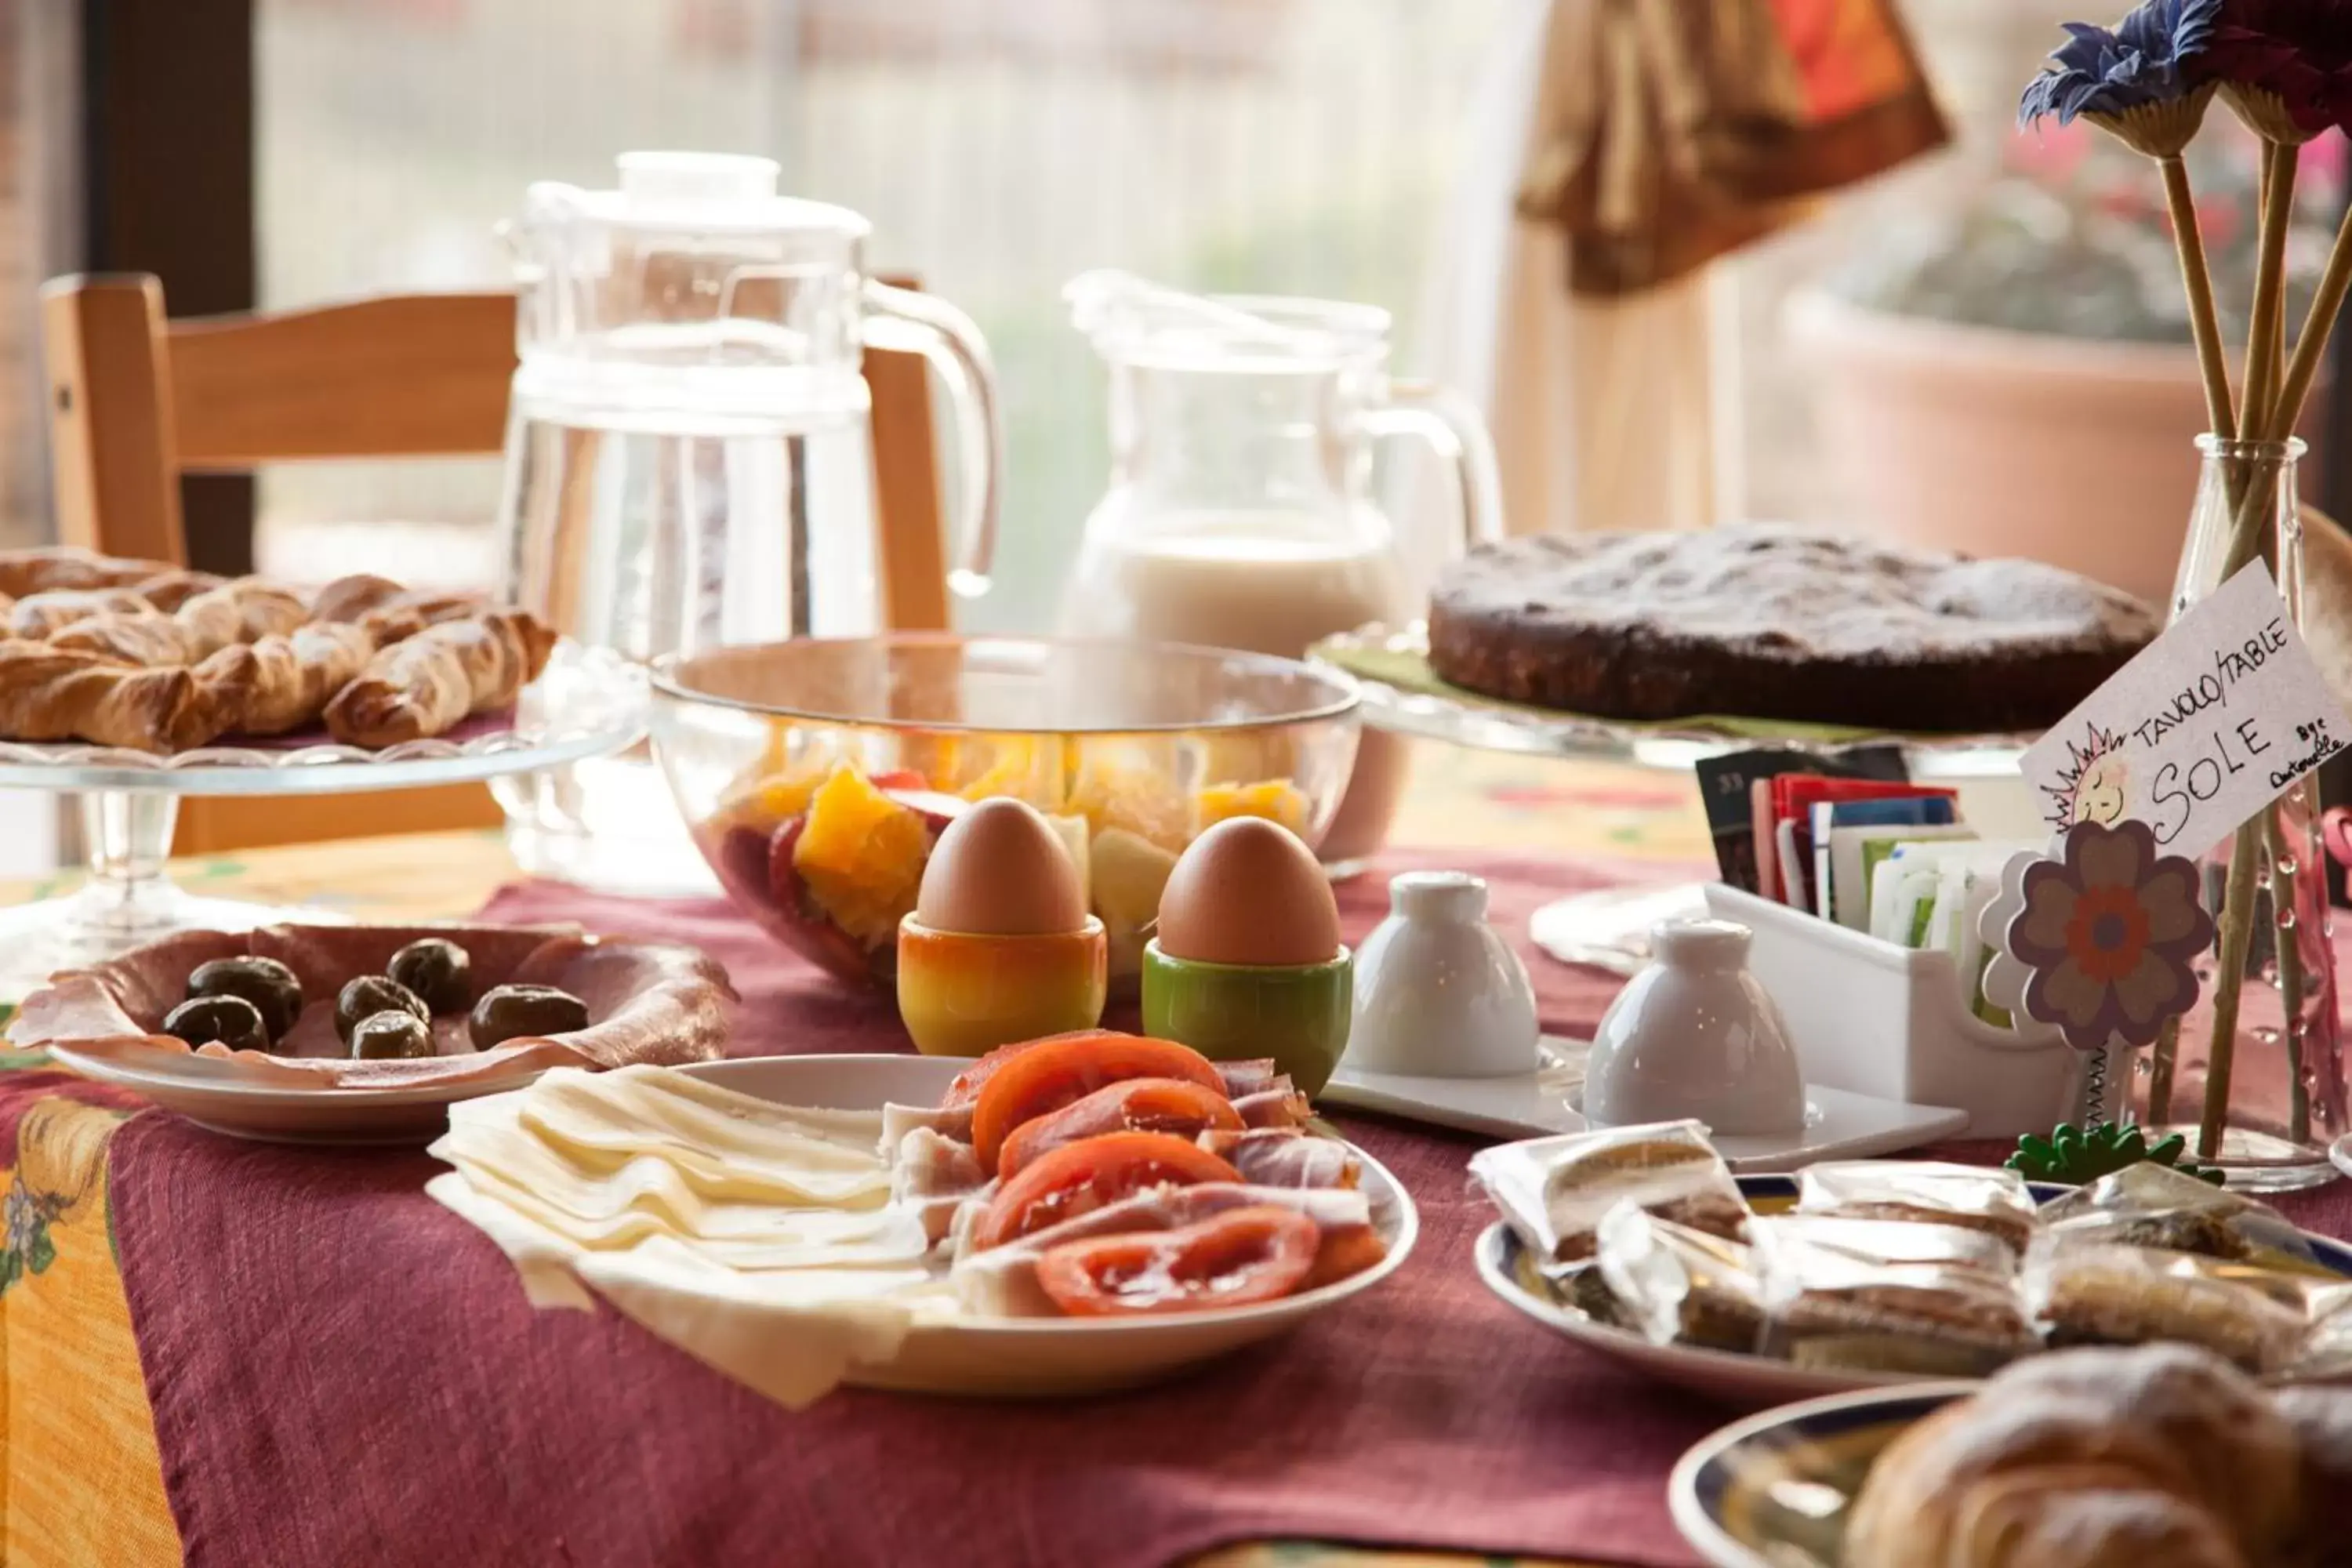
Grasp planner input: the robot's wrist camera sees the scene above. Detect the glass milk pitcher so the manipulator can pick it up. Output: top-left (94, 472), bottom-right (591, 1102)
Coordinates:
top-left (492, 151), bottom-right (1000, 894)
top-left (1058, 271), bottom-right (1501, 870)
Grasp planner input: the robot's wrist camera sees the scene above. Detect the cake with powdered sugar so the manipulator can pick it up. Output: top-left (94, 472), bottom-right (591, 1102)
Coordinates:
top-left (1425, 524), bottom-right (2159, 735)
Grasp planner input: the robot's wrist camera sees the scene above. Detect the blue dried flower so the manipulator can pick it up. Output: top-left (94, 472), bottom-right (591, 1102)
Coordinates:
top-left (2020, 0), bottom-right (2223, 127)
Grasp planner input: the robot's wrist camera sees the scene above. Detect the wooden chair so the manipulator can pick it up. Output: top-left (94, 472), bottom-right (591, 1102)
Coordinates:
top-left (40, 273), bottom-right (953, 854)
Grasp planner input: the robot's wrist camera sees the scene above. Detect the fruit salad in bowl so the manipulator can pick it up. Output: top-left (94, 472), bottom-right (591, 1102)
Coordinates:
top-left (651, 635), bottom-right (1361, 988)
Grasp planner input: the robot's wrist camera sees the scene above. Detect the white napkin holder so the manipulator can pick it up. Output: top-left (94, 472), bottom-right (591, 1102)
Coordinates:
top-left (1701, 884), bottom-right (2086, 1141)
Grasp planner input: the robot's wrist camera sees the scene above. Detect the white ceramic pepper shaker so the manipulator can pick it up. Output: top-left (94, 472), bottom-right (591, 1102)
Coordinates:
top-left (1583, 917), bottom-right (1805, 1135)
top-left (1345, 871), bottom-right (1540, 1077)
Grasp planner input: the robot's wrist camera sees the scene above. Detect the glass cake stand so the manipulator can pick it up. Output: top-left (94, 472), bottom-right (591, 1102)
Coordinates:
top-left (0, 642), bottom-right (645, 999)
top-left (1313, 622), bottom-right (2030, 976)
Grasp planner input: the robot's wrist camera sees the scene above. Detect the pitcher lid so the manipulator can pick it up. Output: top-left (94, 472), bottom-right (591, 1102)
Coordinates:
top-left (521, 151), bottom-right (871, 239)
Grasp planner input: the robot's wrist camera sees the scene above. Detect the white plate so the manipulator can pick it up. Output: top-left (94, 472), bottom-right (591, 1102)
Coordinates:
top-left (1323, 1038), bottom-right (1969, 1171)
top-left (1472, 1220), bottom-right (1930, 1408)
top-left (1668, 1384), bottom-right (1967, 1568)
top-left (1479, 1179), bottom-right (2352, 1410)
top-left (44, 1043), bottom-right (546, 1145)
top-left (676, 1054), bottom-right (1420, 1398)
top-left (2328, 1131), bottom-right (2352, 1183)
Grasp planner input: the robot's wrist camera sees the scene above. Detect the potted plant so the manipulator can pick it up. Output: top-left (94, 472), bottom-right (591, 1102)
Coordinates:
top-left (1789, 114), bottom-right (2336, 603)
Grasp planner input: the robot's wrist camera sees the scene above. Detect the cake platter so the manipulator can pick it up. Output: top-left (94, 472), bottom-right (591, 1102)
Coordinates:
top-left (0, 641), bottom-right (644, 1000)
top-left (1311, 622), bottom-right (2030, 975)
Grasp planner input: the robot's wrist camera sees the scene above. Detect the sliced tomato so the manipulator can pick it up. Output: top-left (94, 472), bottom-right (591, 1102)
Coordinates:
top-left (939, 1029), bottom-right (1125, 1109)
top-left (969, 1033), bottom-right (1225, 1172)
top-left (1302, 1223), bottom-right (1388, 1290)
top-left (969, 1131), bottom-right (1240, 1250)
top-left (996, 1078), bottom-right (1245, 1181)
top-left (1035, 1205), bottom-right (1320, 1317)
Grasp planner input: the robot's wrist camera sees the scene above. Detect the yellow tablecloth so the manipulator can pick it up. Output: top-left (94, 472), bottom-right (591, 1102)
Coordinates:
top-left (0, 744), bottom-right (1707, 1568)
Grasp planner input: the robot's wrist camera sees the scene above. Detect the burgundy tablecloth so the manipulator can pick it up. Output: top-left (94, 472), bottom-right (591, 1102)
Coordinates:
top-left (103, 853), bottom-right (2352, 1568)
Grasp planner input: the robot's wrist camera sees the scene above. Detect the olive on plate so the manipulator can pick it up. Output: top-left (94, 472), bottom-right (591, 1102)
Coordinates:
top-left (162, 995), bottom-right (270, 1054)
top-left (334, 975), bottom-right (429, 1044)
top-left (186, 956), bottom-right (303, 1041)
top-left (350, 1010), bottom-right (435, 1061)
top-left (387, 938), bottom-right (470, 1014)
top-left (469, 985), bottom-right (590, 1050)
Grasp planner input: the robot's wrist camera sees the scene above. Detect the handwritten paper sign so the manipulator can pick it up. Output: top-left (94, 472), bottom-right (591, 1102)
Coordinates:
top-left (2020, 561), bottom-right (2350, 860)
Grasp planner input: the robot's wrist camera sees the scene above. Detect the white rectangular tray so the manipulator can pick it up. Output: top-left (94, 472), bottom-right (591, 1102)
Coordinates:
top-left (1319, 1037), bottom-right (1969, 1173)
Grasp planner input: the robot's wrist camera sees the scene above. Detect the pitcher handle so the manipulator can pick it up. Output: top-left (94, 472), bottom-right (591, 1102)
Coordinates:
top-left (861, 279), bottom-right (1003, 600)
top-left (1361, 379), bottom-right (1505, 550)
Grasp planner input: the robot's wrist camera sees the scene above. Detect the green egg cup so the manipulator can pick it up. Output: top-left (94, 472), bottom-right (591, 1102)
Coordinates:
top-left (1139, 938), bottom-right (1352, 1095)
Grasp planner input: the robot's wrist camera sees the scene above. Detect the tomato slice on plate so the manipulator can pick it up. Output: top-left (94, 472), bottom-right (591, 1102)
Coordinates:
top-left (1304, 1223), bottom-right (1388, 1290)
top-left (939, 1029), bottom-right (1126, 1110)
top-left (969, 1131), bottom-right (1240, 1250)
top-left (996, 1078), bottom-right (1245, 1181)
top-left (968, 1033), bottom-right (1225, 1172)
top-left (1035, 1204), bottom-right (1321, 1317)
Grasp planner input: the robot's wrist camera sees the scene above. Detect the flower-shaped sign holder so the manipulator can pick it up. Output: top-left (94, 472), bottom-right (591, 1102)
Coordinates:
top-left (1980, 818), bottom-right (2217, 1130)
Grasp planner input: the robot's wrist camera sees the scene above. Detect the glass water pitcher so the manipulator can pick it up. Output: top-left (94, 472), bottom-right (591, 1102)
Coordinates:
top-left (492, 151), bottom-right (1001, 893)
top-left (1057, 271), bottom-right (1501, 872)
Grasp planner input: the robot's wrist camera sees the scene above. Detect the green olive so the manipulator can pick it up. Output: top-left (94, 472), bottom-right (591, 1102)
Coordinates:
top-left (187, 956), bottom-right (303, 1041)
top-left (468, 984), bottom-right (590, 1050)
top-left (334, 975), bottom-right (429, 1044)
top-left (349, 1010), bottom-right (435, 1061)
top-left (162, 995), bottom-right (269, 1054)
top-left (387, 938), bottom-right (470, 1014)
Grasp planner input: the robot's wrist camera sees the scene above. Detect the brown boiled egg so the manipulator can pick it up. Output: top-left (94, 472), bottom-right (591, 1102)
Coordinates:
top-left (1156, 816), bottom-right (1339, 967)
top-left (915, 797), bottom-right (1088, 936)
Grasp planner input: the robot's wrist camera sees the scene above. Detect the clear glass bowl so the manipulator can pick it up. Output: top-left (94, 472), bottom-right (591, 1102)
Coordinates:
top-left (650, 634), bottom-right (1362, 989)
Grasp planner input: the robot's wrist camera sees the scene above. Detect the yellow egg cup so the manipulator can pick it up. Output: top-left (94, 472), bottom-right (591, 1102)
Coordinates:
top-left (896, 915), bottom-right (1109, 1058)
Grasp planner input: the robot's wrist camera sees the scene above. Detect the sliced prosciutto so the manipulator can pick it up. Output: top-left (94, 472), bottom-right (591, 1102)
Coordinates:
top-left (966, 1131), bottom-right (1239, 1250)
top-left (995, 1078), bottom-right (1243, 1180)
top-left (1197, 1127), bottom-right (1359, 1189)
top-left (1231, 1086), bottom-right (1312, 1129)
top-left (949, 1181), bottom-right (1379, 1316)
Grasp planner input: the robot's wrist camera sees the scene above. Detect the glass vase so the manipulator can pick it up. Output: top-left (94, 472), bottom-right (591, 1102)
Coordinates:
top-left (2133, 436), bottom-right (2344, 1191)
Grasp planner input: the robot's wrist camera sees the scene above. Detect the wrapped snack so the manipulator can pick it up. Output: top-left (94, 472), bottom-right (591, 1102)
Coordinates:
top-left (1755, 1214), bottom-right (2038, 1376)
top-left (1467, 1120), bottom-right (1749, 1270)
top-left (2281, 1283), bottom-right (2352, 1384)
top-left (1795, 1160), bottom-right (2039, 1257)
top-left (2037, 1162), bottom-right (2314, 1265)
top-left (2029, 1242), bottom-right (2311, 1374)
top-left (1594, 1200), bottom-right (1766, 1354)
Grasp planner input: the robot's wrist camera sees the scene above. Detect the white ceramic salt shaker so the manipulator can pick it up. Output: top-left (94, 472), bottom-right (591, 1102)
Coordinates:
top-left (1583, 917), bottom-right (1805, 1135)
top-left (1345, 871), bottom-right (1540, 1077)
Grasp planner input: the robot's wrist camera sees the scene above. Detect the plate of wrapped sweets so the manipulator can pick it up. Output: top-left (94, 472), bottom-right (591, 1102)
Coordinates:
top-left (427, 1030), bottom-right (1416, 1399)
top-left (7, 923), bottom-right (736, 1143)
top-left (1472, 1123), bottom-right (2352, 1407)
top-left (0, 546), bottom-right (637, 783)
top-left (1671, 1341), bottom-right (2352, 1568)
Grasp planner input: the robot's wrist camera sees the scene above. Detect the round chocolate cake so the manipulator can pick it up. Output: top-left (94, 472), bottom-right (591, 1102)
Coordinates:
top-left (1425, 525), bottom-right (2159, 735)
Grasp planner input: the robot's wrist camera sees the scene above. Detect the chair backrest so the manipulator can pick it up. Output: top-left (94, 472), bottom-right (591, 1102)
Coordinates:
top-left (39, 272), bottom-right (953, 630)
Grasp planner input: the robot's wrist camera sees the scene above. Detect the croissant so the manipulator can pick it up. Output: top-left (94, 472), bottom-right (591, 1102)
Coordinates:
top-left (11, 589), bottom-right (160, 641)
top-left (0, 640), bottom-right (229, 751)
top-left (50, 614), bottom-right (203, 666)
top-left (309, 573), bottom-right (410, 625)
top-left (323, 608), bottom-right (556, 746)
top-left (195, 622), bottom-right (376, 736)
top-left (129, 569), bottom-right (228, 612)
top-left (358, 591), bottom-right (488, 645)
top-left (0, 548), bottom-right (175, 599)
top-left (1846, 1345), bottom-right (2303, 1568)
top-left (50, 579), bottom-right (316, 666)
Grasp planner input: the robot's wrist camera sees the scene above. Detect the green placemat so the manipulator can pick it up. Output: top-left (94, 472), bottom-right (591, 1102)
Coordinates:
top-left (1317, 640), bottom-right (1996, 746)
